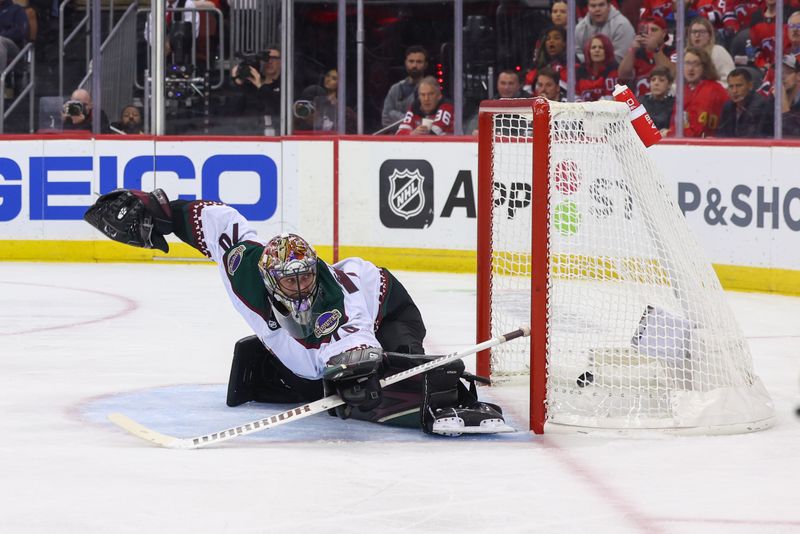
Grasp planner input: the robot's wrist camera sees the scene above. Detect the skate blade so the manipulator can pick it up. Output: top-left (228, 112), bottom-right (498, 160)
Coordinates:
top-left (432, 417), bottom-right (516, 436)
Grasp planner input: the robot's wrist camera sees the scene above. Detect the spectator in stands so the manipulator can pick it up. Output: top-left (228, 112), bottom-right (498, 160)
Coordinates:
top-left (523, 26), bottom-right (568, 94)
top-left (640, 0), bottom-right (673, 23)
top-left (382, 45), bottom-right (428, 129)
top-left (144, 0), bottom-right (200, 65)
top-left (640, 65), bottom-right (674, 133)
top-left (688, 17), bottom-right (735, 87)
top-left (718, 67), bottom-right (773, 137)
top-left (110, 105), bottom-right (145, 135)
top-left (309, 68), bottom-right (356, 133)
top-left (719, 0), bottom-right (758, 38)
top-left (12, 0), bottom-right (36, 44)
top-left (788, 10), bottom-right (800, 55)
top-left (618, 15), bottom-right (674, 95)
top-left (534, 67), bottom-right (565, 101)
top-left (467, 70), bottom-right (529, 134)
top-left (61, 88), bottom-right (110, 133)
top-left (0, 0), bottom-right (28, 71)
top-left (396, 76), bottom-right (453, 136)
top-left (230, 44), bottom-right (281, 135)
top-left (668, 47), bottom-right (729, 137)
top-left (496, 69), bottom-right (528, 99)
top-left (695, 0), bottom-right (726, 37)
top-left (779, 54), bottom-right (800, 136)
top-left (575, 0), bottom-right (635, 62)
top-left (576, 34), bottom-right (619, 101)
top-left (551, 0), bottom-right (568, 29)
top-left (749, 0), bottom-right (789, 69)
top-left (531, 1), bottom-right (569, 53)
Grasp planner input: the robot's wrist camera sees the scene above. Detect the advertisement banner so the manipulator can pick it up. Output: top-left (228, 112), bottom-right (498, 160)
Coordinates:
top-left (338, 140), bottom-right (478, 251)
top-left (0, 138), bottom-right (285, 254)
top-left (0, 136), bottom-right (798, 292)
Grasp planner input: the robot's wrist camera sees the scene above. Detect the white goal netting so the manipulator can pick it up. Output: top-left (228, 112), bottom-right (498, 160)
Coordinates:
top-left (483, 100), bottom-right (774, 433)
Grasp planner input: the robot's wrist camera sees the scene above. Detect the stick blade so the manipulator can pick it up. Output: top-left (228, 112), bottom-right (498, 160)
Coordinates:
top-left (107, 413), bottom-right (192, 449)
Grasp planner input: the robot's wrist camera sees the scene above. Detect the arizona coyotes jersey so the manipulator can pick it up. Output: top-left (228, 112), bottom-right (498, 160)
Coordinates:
top-left (172, 201), bottom-right (389, 379)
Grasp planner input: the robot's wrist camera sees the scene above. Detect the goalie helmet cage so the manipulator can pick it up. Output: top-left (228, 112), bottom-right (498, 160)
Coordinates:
top-left (476, 97), bottom-right (775, 435)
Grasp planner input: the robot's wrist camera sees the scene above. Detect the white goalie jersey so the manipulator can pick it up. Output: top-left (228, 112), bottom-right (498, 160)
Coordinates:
top-left (173, 200), bottom-right (389, 379)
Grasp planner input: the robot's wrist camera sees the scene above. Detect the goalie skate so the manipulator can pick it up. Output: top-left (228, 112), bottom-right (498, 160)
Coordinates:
top-left (428, 402), bottom-right (515, 436)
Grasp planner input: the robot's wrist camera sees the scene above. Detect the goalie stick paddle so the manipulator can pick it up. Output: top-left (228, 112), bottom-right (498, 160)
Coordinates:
top-left (108, 326), bottom-right (531, 449)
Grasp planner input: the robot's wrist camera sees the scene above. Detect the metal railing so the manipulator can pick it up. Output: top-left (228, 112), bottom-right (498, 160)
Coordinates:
top-left (58, 0), bottom-right (92, 99)
top-left (136, 6), bottom-right (226, 91)
top-left (231, 0), bottom-right (280, 55)
top-left (78, 2), bottom-right (138, 124)
top-left (0, 43), bottom-right (35, 134)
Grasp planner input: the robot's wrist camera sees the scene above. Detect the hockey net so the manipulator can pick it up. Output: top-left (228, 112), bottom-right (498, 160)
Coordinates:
top-left (476, 98), bottom-right (774, 435)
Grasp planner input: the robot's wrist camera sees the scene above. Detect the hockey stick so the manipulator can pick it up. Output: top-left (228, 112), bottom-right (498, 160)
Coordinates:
top-left (108, 326), bottom-right (530, 449)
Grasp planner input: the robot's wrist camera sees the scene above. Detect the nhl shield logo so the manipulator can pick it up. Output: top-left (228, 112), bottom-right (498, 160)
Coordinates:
top-left (379, 159), bottom-right (434, 229)
top-left (388, 169), bottom-right (425, 220)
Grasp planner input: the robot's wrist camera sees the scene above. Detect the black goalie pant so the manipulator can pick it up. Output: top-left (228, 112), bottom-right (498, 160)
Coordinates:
top-left (226, 269), bottom-right (434, 428)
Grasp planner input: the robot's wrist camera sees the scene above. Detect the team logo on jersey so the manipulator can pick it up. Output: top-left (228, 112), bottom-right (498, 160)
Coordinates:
top-left (379, 159), bottom-right (434, 229)
top-left (314, 309), bottom-right (342, 338)
top-left (226, 244), bottom-right (246, 276)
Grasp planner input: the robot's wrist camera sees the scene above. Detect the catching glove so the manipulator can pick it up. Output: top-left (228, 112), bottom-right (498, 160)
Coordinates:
top-left (83, 188), bottom-right (173, 252)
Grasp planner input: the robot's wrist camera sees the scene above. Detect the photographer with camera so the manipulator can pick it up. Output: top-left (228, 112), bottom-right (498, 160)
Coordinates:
top-left (61, 89), bottom-right (110, 133)
top-left (110, 105), bottom-right (144, 135)
top-left (230, 44), bottom-right (281, 136)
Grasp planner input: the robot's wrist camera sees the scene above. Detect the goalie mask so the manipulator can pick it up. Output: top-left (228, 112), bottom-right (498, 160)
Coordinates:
top-left (259, 233), bottom-right (320, 337)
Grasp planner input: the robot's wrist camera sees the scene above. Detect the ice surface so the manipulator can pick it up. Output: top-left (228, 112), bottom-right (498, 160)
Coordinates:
top-left (1, 262), bottom-right (798, 533)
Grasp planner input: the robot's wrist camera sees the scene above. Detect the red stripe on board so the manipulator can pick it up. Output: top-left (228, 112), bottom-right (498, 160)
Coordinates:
top-left (5, 132), bottom-right (800, 147)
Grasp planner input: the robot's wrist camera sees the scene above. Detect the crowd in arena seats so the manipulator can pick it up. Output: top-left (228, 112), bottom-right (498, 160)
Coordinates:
top-left (380, 0), bottom-right (800, 138)
top-left (0, 0), bottom-right (28, 72)
top-left (4, 0), bottom-right (799, 138)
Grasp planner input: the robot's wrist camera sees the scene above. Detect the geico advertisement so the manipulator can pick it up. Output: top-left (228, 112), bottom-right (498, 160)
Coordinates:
top-left (0, 139), bottom-right (284, 239)
top-left (651, 144), bottom-right (800, 270)
top-left (338, 140), bottom-right (479, 250)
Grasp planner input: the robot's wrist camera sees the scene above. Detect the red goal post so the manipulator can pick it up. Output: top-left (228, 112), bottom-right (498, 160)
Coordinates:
top-left (476, 97), bottom-right (774, 435)
top-left (477, 97), bottom-right (550, 433)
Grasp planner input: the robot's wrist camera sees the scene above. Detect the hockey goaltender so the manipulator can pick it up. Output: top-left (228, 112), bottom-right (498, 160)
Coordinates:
top-left (84, 188), bottom-right (512, 436)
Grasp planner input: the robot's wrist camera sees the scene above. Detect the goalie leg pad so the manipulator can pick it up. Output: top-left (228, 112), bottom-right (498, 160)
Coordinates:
top-left (421, 360), bottom-right (512, 436)
top-left (226, 335), bottom-right (323, 407)
top-left (335, 353), bottom-right (512, 435)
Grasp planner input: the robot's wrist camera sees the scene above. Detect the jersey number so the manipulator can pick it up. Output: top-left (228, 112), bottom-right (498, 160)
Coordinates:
top-left (435, 109), bottom-right (452, 126)
top-left (218, 223), bottom-right (240, 251)
top-left (331, 325), bottom-right (360, 342)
